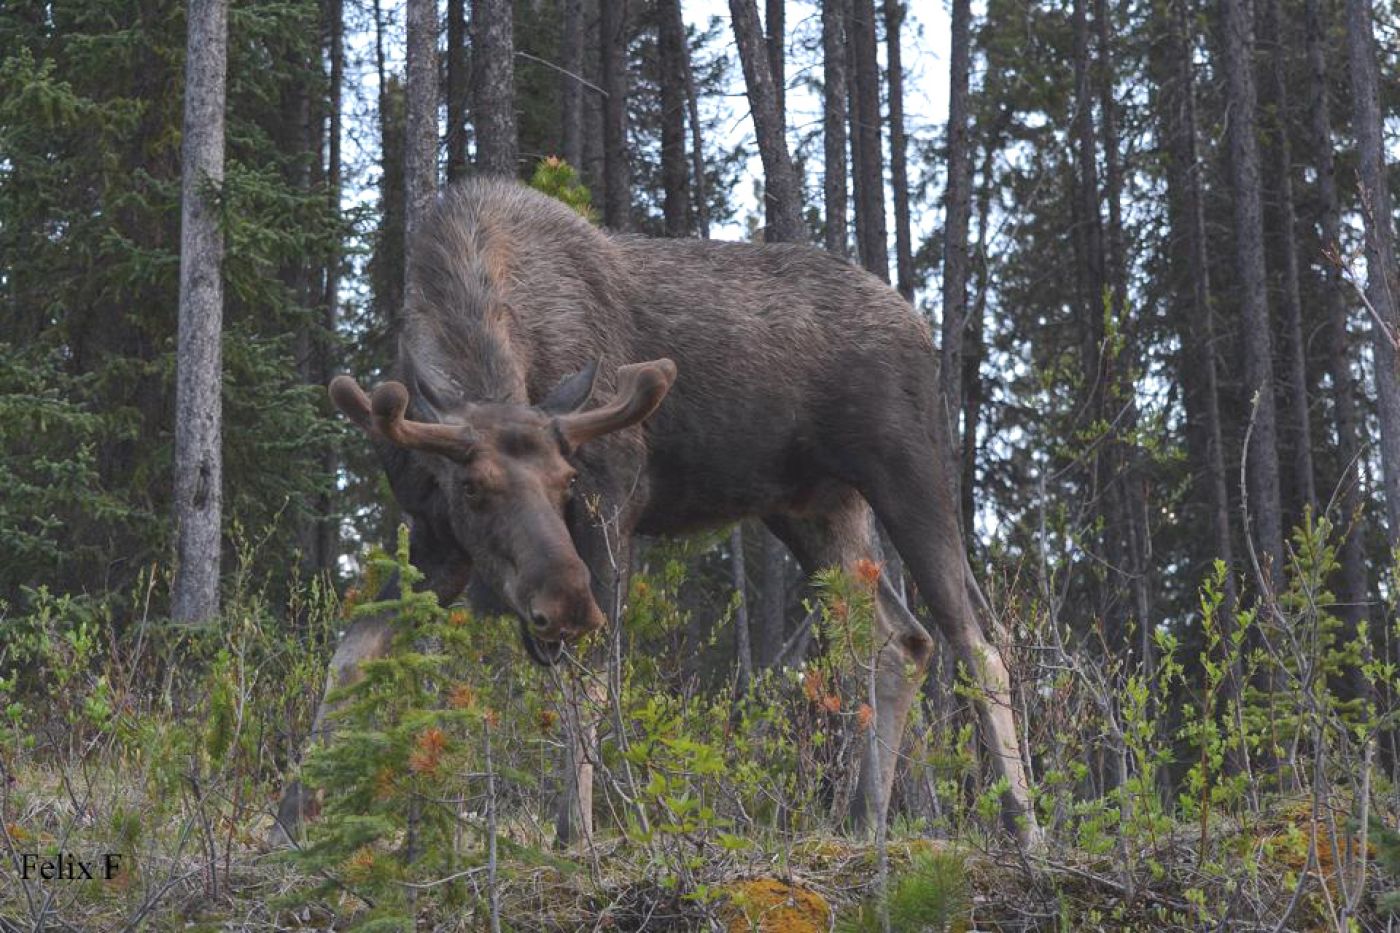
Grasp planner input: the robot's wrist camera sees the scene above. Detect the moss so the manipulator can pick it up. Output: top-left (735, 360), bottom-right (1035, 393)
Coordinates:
top-left (720, 877), bottom-right (832, 933)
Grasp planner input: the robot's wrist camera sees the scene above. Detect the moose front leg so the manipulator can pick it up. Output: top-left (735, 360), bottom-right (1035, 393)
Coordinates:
top-left (269, 518), bottom-right (471, 847)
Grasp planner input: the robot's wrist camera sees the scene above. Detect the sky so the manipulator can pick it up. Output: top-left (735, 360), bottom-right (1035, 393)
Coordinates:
top-left (338, 1), bottom-right (958, 311)
top-left (684, 0), bottom-right (954, 248)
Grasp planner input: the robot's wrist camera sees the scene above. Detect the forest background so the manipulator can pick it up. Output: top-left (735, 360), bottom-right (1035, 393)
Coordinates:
top-left (3, 0), bottom-right (1400, 928)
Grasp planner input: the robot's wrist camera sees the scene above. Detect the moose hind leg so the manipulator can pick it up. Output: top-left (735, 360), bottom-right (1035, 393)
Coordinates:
top-left (269, 612), bottom-right (396, 846)
top-left (765, 495), bottom-right (934, 836)
top-left (855, 444), bottom-right (1043, 850)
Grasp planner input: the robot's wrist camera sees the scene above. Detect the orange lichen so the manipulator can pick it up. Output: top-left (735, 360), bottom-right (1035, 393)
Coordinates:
top-left (1270, 809), bottom-right (1375, 881)
top-left (856, 703), bottom-right (874, 731)
top-left (447, 608), bottom-right (472, 627)
top-left (720, 878), bottom-right (831, 933)
top-left (802, 669), bottom-right (824, 702)
top-left (820, 693), bottom-right (842, 714)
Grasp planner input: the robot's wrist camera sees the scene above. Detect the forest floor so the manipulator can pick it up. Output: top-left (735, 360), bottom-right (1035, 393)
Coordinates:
top-left (2, 752), bottom-right (1386, 931)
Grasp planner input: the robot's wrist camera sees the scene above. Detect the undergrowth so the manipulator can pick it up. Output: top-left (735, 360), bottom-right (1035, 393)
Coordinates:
top-left (1, 517), bottom-right (1398, 930)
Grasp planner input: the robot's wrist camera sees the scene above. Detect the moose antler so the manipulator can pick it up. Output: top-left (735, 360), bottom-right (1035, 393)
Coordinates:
top-left (555, 359), bottom-right (677, 448)
top-left (329, 375), bottom-right (476, 460)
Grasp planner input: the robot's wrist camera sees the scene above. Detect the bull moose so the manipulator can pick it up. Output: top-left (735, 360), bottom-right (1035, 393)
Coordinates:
top-left (273, 177), bottom-right (1041, 849)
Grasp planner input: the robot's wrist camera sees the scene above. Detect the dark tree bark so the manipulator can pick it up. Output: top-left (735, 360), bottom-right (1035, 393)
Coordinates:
top-left (1168, 0), bottom-right (1235, 607)
top-left (766, 0), bottom-right (786, 129)
top-left (821, 0), bottom-right (849, 256)
top-left (1259, 0), bottom-right (1317, 514)
top-left (676, 2), bottom-right (710, 238)
top-left (1345, 0), bottom-right (1400, 547)
top-left (1094, 0), bottom-right (1124, 321)
top-left (885, 0), bottom-right (913, 302)
top-left (1096, 0), bottom-right (1151, 658)
top-left (472, 0), bottom-right (517, 177)
top-left (732, 527), bottom-right (753, 692)
top-left (405, 0), bottom-right (439, 252)
top-left (1072, 0), bottom-right (1105, 351)
top-left (756, 527), bottom-right (788, 667)
top-left (447, 0), bottom-right (469, 181)
top-left (560, 0), bottom-right (585, 169)
top-left (1307, 0), bottom-right (1367, 626)
top-left (658, 0), bottom-right (689, 237)
top-left (582, 0), bottom-right (606, 191)
top-left (1072, 0), bottom-right (1110, 631)
top-left (940, 0), bottom-right (973, 517)
top-left (1220, 0), bottom-right (1285, 580)
top-left (600, 0), bottom-right (631, 228)
top-left (728, 0), bottom-right (804, 242)
top-left (173, 0), bottom-right (229, 624)
top-left (371, 0), bottom-right (406, 336)
top-left (317, 0), bottom-right (344, 570)
top-left (847, 0), bottom-right (886, 279)
top-left (961, 129), bottom-right (999, 539)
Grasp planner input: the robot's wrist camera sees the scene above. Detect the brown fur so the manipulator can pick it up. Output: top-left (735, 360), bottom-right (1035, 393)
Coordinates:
top-left (276, 179), bottom-right (1042, 851)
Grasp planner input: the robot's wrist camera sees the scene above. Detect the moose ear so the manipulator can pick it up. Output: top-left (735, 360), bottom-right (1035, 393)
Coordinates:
top-left (539, 360), bottom-right (600, 415)
top-left (554, 359), bottom-right (677, 448)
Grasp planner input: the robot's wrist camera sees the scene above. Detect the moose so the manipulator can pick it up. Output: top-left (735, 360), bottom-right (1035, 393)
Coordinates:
top-left (273, 177), bottom-right (1041, 849)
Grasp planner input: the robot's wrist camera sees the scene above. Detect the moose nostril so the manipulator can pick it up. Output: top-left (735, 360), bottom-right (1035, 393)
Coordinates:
top-left (529, 612), bottom-right (552, 634)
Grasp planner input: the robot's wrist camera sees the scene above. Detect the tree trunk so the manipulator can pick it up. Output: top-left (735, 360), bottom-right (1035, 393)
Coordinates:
top-left (173, 0), bottom-right (228, 624)
top-left (1220, 0), bottom-right (1285, 581)
top-left (731, 527), bottom-right (753, 693)
top-left (1096, 0), bottom-right (1151, 659)
top-left (961, 131), bottom-right (997, 540)
top-left (473, 0), bottom-right (517, 177)
top-left (757, 530), bottom-right (788, 667)
top-left (447, 0), bottom-right (469, 181)
top-left (885, 0), bottom-right (913, 302)
top-left (766, 0), bottom-right (785, 129)
top-left (405, 0), bottom-right (439, 253)
top-left (1259, 0), bottom-right (1317, 514)
top-left (728, 0), bottom-right (804, 243)
top-left (1072, 0), bottom-right (1105, 377)
top-left (941, 0), bottom-right (973, 517)
top-left (601, 0), bottom-right (631, 228)
top-left (821, 0), bottom-right (849, 257)
top-left (1171, 0), bottom-right (1236, 607)
top-left (318, 0), bottom-right (344, 571)
top-left (1307, 0), bottom-right (1367, 626)
top-left (658, 0), bottom-right (689, 237)
top-left (847, 0), bottom-right (886, 279)
top-left (560, 0), bottom-right (585, 169)
top-left (582, 0), bottom-right (605, 192)
top-left (1345, 0), bottom-right (1400, 548)
top-left (676, 0), bottom-right (710, 238)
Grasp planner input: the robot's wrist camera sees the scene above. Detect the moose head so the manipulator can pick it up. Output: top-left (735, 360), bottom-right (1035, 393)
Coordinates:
top-left (329, 359), bottom-right (677, 662)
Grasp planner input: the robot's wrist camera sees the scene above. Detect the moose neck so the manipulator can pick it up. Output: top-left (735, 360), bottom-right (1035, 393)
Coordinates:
top-left (402, 214), bottom-right (532, 406)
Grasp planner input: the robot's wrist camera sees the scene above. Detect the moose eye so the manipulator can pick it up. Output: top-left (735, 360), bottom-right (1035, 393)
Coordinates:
top-left (566, 475), bottom-right (579, 498)
top-left (460, 478), bottom-right (482, 501)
